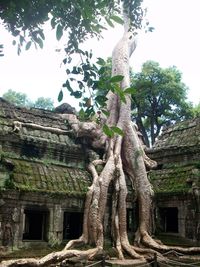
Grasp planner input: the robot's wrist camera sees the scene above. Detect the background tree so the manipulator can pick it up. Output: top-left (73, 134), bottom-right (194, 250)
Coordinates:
top-left (33, 97), bottom-right (54, 110)
top-left (2, 89), bottom-right (54, 110)
top-left (191, 102), bottom-right (200, 117)
top-left (131, 61), bottom-right (193, 147)
top-left (2, 89), bottom-right (32, 107)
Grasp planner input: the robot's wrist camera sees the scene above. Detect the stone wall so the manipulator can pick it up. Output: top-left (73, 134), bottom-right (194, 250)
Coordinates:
top-left (0, 190), bottom-right (85, 248)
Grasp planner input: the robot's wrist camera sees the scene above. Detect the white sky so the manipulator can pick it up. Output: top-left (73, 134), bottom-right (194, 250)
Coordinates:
top-left (0, 0), bottom-right (200, 108)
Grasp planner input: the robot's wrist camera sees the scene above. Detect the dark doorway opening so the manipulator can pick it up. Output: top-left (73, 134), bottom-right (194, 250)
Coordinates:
top-left (127, 202), bottom-right (139, 233)
top-left (23, 209), bottom-right (48, 241)
top-left (63, 212), bottom-right (83, 240)
top-left (127, 209), bottom-right (134, 232)
top-left (159, 207), bottom-right (178, 233)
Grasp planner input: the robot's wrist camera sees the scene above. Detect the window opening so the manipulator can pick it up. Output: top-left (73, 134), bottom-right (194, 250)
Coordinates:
top-left (23, 209), bottom-right (48, 241)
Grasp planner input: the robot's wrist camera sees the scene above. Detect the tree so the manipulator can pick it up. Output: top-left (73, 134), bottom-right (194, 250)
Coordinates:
top-left (192, 102), bottom-right (200, 117)
top-left (33, 97), bottom-right (54, 110)
top-left (2, 89), bottom-right (32, 107)
top-left (131, 61), bottom-right (193, 147)
top-left (1, 1), bottom-right (200, 266)
top-left (2, 89), bottom-right (54, 110)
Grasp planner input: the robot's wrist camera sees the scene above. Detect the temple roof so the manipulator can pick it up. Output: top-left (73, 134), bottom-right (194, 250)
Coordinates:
top-left (149, 117), bottom-right (200, 194)
top-left (0, 156), bottom-right (91, 196)
top-left (149, 163), bottom-right (200, 194)
top-left (0, 97), bottom-right (92, 195)
top-left (0, 97), bottom-right (69, 129)
top-left (154, 117), bottom-right (200, 150)
top-left (0, 97), bottom-right (86, 168)
top-left (1, 97), bottom-right (199, 196)
top-left (148, 118), bottom-right (200, 166)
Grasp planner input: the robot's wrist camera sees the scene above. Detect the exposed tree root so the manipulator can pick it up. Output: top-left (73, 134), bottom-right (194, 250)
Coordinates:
top-left (0, 248), bottom-right (99, 267)
top-left (141, 232), bottom-right (200, 254)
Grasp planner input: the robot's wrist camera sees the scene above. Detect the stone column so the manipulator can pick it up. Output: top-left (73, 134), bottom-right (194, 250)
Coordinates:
top-left (12, 207), bottom-right (20, 248)
top-left (48, 204), bottom-right (63, 246)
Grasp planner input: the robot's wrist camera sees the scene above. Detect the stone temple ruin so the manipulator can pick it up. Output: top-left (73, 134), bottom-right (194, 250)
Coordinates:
top-left (0, 97), bottom-right (199, 250)
top-left (148, 117), bottom-right (200, 242)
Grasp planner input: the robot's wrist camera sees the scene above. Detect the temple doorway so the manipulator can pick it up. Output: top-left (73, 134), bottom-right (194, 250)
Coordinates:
top-left (63, 212), bottom-right (83, 240)
top-left (159, 207), bottom-right (178, 233)
top-left (23, 209), bottom-right (48, 241)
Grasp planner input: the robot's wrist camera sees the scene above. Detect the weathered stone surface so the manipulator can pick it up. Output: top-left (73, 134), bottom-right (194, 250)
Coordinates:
top-left (0, 97), bottom-right (200, 250)
top-left (147, 117), bottom-right (200, 242)
top-left (0, 98), bottom-right (92, 249)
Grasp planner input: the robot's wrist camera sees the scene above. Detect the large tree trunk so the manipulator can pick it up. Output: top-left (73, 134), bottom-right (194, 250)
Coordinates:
top-left (2, 3), bottom-right (200, 267)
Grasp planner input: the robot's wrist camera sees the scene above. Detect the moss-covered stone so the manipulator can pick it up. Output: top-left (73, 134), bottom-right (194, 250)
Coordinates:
top-left (1, 157), bottom-right (91, 196)
top-left (149, 164), bottom-right (200, 194)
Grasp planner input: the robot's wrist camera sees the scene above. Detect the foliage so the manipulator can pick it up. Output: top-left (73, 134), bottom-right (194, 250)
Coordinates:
top-left (0, 0), bottom-right (147, 115)
top-left (0, 44), bottom-right (3, 57)
top-left (4, 175), bottom-right (15, 189)
top-left (0, 0), bottom-right (124, 54)
top-left (61, 53), bottom-right (128, 120)
top-left (131, 61), bottom-right (193, 147)
top-left (2, 89), bottom-right (54, 110)
top-left (0, 0), bottom-right (148, 51)
top-left (2, 89), bottom-right (32, 107)
top-left (191, 102), bottom-right (200, 117)
top-left (33, 97), bottom-right (54, 110)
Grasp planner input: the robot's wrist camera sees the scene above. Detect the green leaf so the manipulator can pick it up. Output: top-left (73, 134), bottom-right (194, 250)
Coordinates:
top-left (38, 30), bottom-right (45, 40)
top-left (17, 45), bottom-right (21, 55)
top-left (110, 75), bottom-right (124, 83)
top-left (19, 35), bottom-right (24, 45)
top-left (114, 86), bottom-right (126, 103)
top-left (96, 57), bottom-right (105, 65)
top-left (111, 126), bottom-right (124, 136)
top-left (95, 95), bottom-right (107, 105)
top-left (105, 18), bottom-right (114, 28)
top-left (103, 124), bottom-right (114, 138)
top-left (110, 15), bottom-right (124, 25)
top-left (124, 87), bottom-right (136, 94)
top-left (63, 80), bottom-right (73, 93)
top-left (102, 109), bottom-right (110, 117)
top-left (25, 41), bottom-right (32, 50)
top-left (98, 66), bottom-right (106, 75)
top-left (73, 91), bottom-right (82, 98)
top-left (56, 24), bottom-right (63, 41)
top-left (13, 30), bottom-right (20, 37)
top-left (58, 90), bottom-right (63, 102)
top-left (51, 17), bottom-right (57, 29)
top-left (35, 38), bottom-right (43, 48)
top-left (148, 27), bottom-right (154, 32)
top-left (78, 108), bottom-right (86, 120)
top-left (72, 66), bottom-right (79, 74)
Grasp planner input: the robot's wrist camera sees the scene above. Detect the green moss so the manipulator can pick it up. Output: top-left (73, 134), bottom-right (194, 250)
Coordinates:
top-left (0, 151), bottom-right (20, 159)
top-left (0, 148), bottom-right (90, 196)
top-left (5, 158), bottom-right (91, 196)
top-left (149, 164), bottom-right (196, 193)
top-left (4, 177), bottom-right (15, 189)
